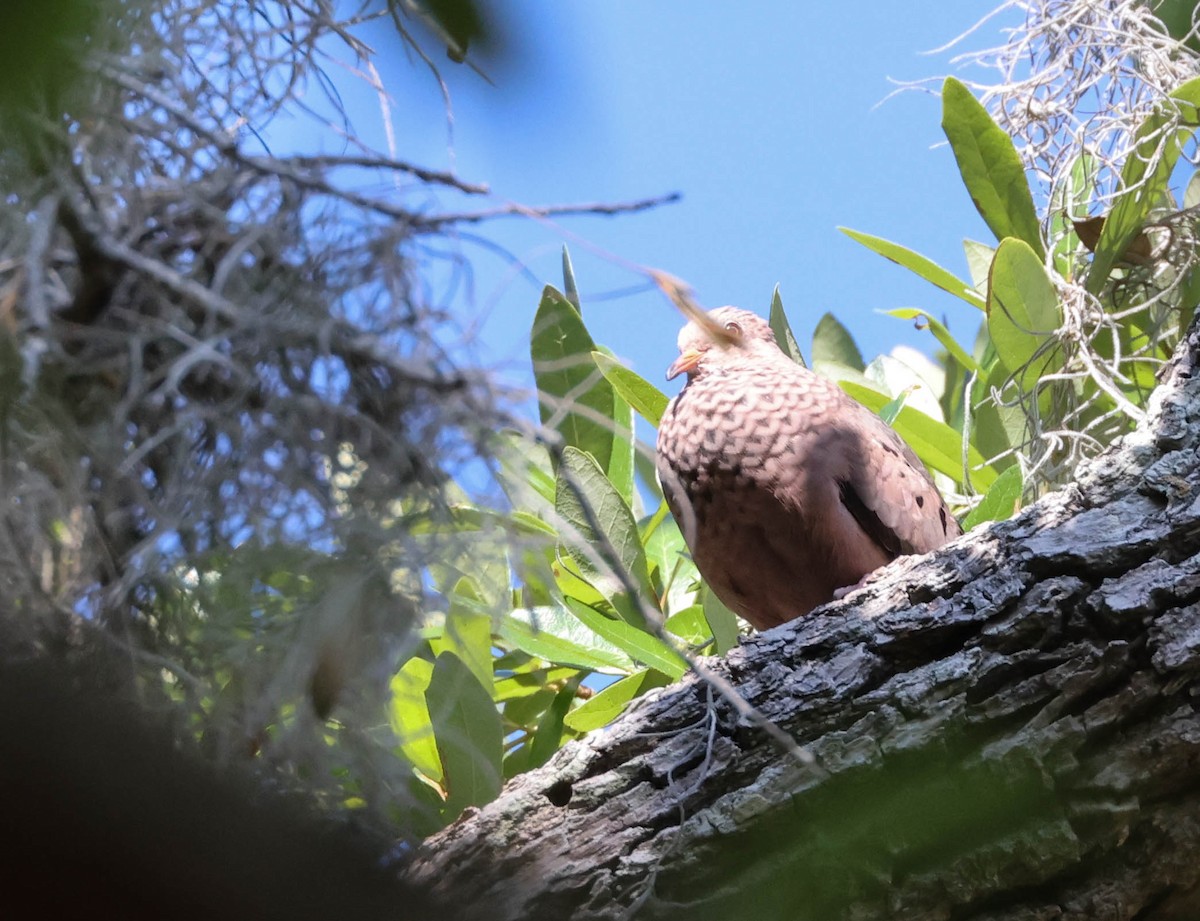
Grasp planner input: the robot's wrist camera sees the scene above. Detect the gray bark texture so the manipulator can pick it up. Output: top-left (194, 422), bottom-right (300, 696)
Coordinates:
top-left (400, 314), bottom-right (1200, 921)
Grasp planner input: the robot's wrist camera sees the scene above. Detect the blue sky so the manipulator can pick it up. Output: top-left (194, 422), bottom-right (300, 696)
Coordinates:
top-left (316, 3), bottom-right (1011, 400)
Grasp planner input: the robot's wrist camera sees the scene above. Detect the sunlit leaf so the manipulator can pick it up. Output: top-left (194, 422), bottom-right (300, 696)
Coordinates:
top-left (389, 656), bottom-right (442, 782)
top-left (531, 286), bottom-right (616, 472)
top-left (841, 227), bottom-right (986, 310)
top-left (499, 606), bottom-right (634, 673)
top-left (986, 237), bottom-right (1063, 391)
top-left (564, 598), bottom-right (687, 679)
top-left (941, 77), bottom-right (1044, 257)
top-left (963, 463), bottom-right (1024, 529)
top-left (592, 351), bottom-right (669, 427)
top-left (431, 578), bottom-right (494, 694)
top-left (493, 666), bottom-right (579, 702)
top-left (554, 446), bottom-right (654, 624)
top-left (563, 669), bottom-right (672, 733)
top-left (526, 680), bottom-right (578, 768)
top-left (561, 244), bottom-right (581, 310)
top-left (963, 239), bottom-right (995, 293)
top-left (426, 652), bottom-right (503, 818)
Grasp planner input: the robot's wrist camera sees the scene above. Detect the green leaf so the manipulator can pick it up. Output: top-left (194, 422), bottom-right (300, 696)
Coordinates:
top-left (563, 669), bottom-right (672, 733)
top-left (702, 587), bottom-right (740, 655)
top-left (840, 381), bottom-right (998, 492)
top-left (430, 578), bottom-right (494, 694)
top-left (664, 604), bottom-right (711, 645)
top-left (986, 237), bottom-right (1063, 390)
top-left (389, 656), bottom-right (442, 781)
top-left (561, 245), bottom-right (581, 310)
top-left (941, 77), bottom-right (1044, 257)
top-left (526, 680), bottom-right (578, 768)
top-left (642, 514), bottom-right (699, 617)
top-left (591, 351), bottom-right (670, 427)
top-left (425, 652), bottom-right (503, 817)
top-left (841, 228), bottom-right (986, 310)
top-left (1088, 77), bottom-right (1200, 293)
top-left (596, 350), bottom-right (636, 508)
top-left (493, 666), bottom-right (579, 702)
top-left (564, 598), bottom-right (687, 679)
top-left (963, 463), bottom-right (1023, 529)
top-left (885, 308), bottom-right (980, 373)
top-left (499, 606), bottom-right (634, 673)
top-left (963, 239), bottom-right (995, 293)
top-left (531, 286), bottom-right (616, 472)
top-left (768, 285), bottom-right (807, 366)
top-left (812, 312), bottom-right (865, 373)
top-left (555, 446), bottom-right (654, 624)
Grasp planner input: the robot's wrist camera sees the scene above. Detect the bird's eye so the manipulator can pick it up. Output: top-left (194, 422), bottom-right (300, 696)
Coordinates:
top-left (724, 321), bottom-right (743, 339)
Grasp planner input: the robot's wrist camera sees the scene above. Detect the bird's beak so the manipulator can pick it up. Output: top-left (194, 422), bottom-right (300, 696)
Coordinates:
top-left (666, 348), bottom-right (703, 381)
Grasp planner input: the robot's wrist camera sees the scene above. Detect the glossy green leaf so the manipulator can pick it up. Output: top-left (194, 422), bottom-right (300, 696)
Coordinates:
top-left (591, 351), bottom-right (669, 427)
top-left (963, 463), bottom-right (1024, 529)
top-left (840, 381), bottom-right (998, 491)
top-left (564, 598), bottom-right (687, 679)
top-left (596, 349), bottom-right (636, 508)
top-left (841, 227), bottom-right (986, 310)
top-left (563, 669), bottom-right (672, 733)
top-left (768, 285), bottom-right (807, 366)
top-left (702, 586), bottom-right (740, 655)
top-left (499, 606), bottom-right (634, 673)
top-left (531, 286), bottom-right (616, 472)
top-left (885, 308), bottom-right (980, 373)
top-left (425, 652), bottom-right (502, 817)
top-left (1088, 77), bottom-right (1200, 293)
top-left (642, 514), bottom-right (699, 617)
top-left (812, 312), bottom-right (865, 373)
top-left (554, 446), bottom-right (654, 624)
top-left (389, 656), bottom-right (442, 781)
top-left (664, 604), bottom-right (710, 645)
top-left (941, 77), bottom-right (1044, 257)
top-left (986, 237), bottom-right (1063, 390)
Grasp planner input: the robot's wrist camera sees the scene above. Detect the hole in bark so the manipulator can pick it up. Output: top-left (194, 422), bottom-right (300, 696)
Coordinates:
top-left (545, 780), bottom-right (573, 806)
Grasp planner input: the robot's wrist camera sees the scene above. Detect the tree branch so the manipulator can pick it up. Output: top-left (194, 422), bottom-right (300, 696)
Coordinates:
top-left (398, 313), bottom-right (1200, 920)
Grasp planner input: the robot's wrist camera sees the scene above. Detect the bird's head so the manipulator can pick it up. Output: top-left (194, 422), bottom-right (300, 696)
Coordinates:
top-left (666, 306), bottom-right (780, 381)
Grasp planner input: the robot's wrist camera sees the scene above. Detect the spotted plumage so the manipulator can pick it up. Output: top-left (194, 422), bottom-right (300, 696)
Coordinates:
top-left (655, 307), bottom-right (961, 630)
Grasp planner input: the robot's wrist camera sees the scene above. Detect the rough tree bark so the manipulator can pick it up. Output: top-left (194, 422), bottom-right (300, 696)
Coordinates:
top-left (400, 313), bottom-right (1200, 921)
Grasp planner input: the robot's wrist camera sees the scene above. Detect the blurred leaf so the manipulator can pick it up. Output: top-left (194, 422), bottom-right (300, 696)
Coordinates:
top-left (531, 286), bottom-right (616, 473)
top-left (561, 245), bottom-right (581, 310)
top-left (1088, 77), bottom-right (1200, 292)
top-left (885, 308), bottom-right (980, 373)
top-left (664, 605), bottom-right (711, 645)
top-left (554, 446), bottom-right (654, 624)
top-left (812, 312), bottom-right (865, 373)
top-left (941, 77), bottom-right (1044, 257)
top-left (493, 429), bottom-right (556, 509)
top-left (563, 669), bottom-right (672, 733)
top-left (431, 578), bottom-right (494, 694)
top-left (564, 598), bottom-right (687, 679)
top-left (526, 680), bottom-right (579, 768)
top-left (987, 238), bottom-right (1063, 390)
top-left (963, 463), bottom-right (1024, 529)
top-left (877, 386), bottom-right (916, 426)
top-left (703, 588), bottom-right (741, 655)
top-left (867, 351), bottom-right (946, 421)
top-left (592, 351), bottom-right (669, 427)
top-left (493, 666), bottom-right (579, 702)
top-left (499, 606), bottom-right (634, 673)
top-left (841, 228), bottom-right (987, 310)
top-left (426, 651), bottom-right (503, 818)
top-left (0, 0), bottom-right (99, 124)
top-left (768, 285), bottom-right (807, 366)
top-left (390, 656), bottom-right (442, 782)
top-left (840, 381), bottom-right (998, 492)
top-left (596, 350), bottom-right (636, 508)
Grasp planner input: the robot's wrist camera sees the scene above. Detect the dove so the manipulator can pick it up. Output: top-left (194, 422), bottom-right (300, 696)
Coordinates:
top-left (655, 307), bottom-right (961, 630)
